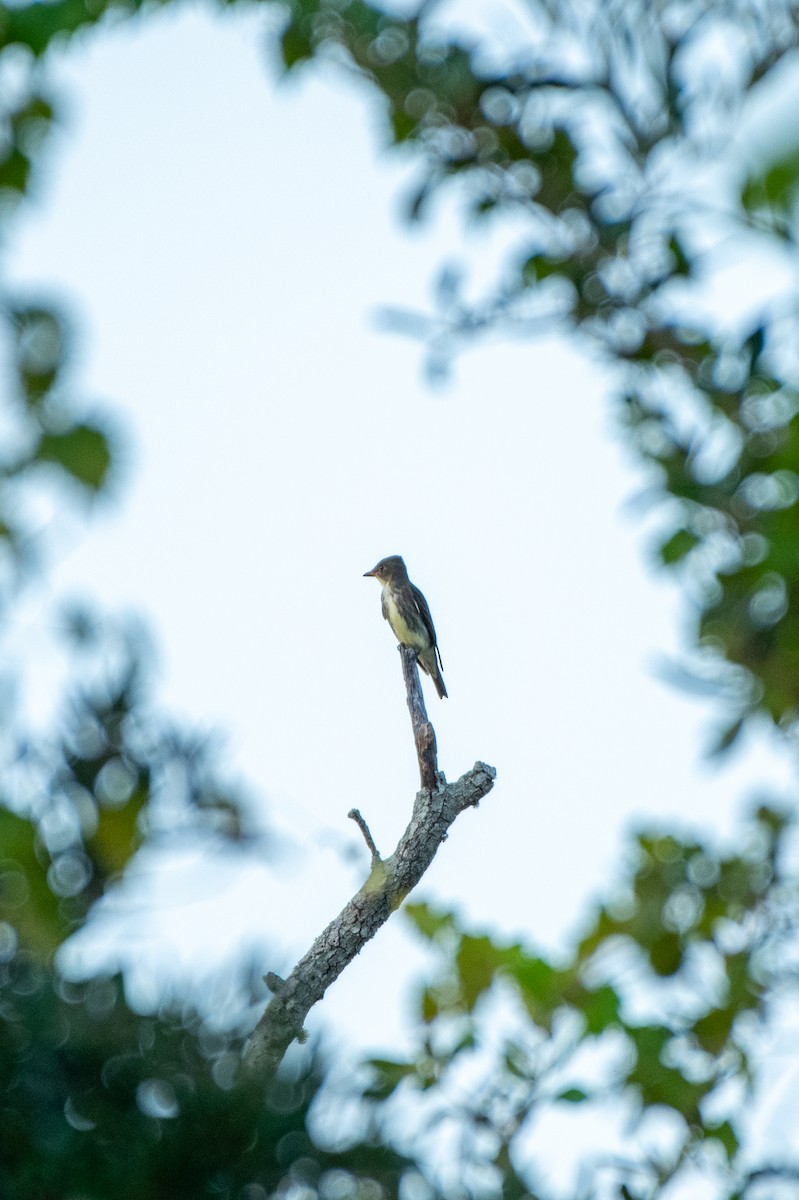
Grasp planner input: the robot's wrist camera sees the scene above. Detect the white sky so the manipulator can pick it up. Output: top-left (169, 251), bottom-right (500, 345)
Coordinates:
top-left (6, 2), bottom-right (799, 1081)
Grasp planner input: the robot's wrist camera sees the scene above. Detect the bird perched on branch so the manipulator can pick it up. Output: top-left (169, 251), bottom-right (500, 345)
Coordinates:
top-left (364, 555), bottom-right (448, 699)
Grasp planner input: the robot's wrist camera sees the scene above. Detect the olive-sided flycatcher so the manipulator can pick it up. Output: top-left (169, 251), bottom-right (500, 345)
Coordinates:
top-left (364, 555), bottom-right (448, 699)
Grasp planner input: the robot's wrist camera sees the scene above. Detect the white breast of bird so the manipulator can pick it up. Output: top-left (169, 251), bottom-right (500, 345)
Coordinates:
top-left (384, 588), bottom-right (427, 651)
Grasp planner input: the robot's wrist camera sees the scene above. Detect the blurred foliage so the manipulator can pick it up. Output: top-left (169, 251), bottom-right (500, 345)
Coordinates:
top-left (0, 294), bottom-right (113, 594)
top-left (0, 610), bottom-right (265, 960)
top-left (256, 2), bottom-right (799, 1191)
top-left (0, 959), bottom-right (416, 1199)
top-left (0, 49), bottom-right (115, 607)
top-left (5, 0), bottom-right (799, 1196)
top-left (357, 805), bottom-right (797, 1198)
top-left (271, 0), bottom-right (799, 745)
top-left (0, 611), bottom-right (422, 1195)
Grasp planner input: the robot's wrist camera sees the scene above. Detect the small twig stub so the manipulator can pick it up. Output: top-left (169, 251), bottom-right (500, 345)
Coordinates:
top-left (348, 808), bottom-right (382, 862)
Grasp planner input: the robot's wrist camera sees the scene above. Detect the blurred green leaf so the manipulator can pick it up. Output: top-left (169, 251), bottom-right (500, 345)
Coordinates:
top-left (87, 779), bottom-right (148, 878)
top-left (742, 147), bottom-right (799, 214)
top-left (523, 253), bottom-right (567, 283)
top-left (420, 985), bottom-right (439, 1023)
top-left (504, 949), bottom-right (564, 1031)
top-left (405, 901), bottom-right (456, 941)
top-left (705, 1120), bottom-right (740, 1162)
top-left (2, 0), bottom-right (116, 56)
top-left (38, 423), bottom-right (112, 490)
top-left (626, 1024), bottom-right (710, 1117)
top-left (707, 717), bottom-right (745, 758)
top-left (659, 528), bottom-right (699, 566)
top-left (456, 934), bottom-right (499, 1010)
top-left (280, 20), bottom-right (313, 70)
top-left (0, 146), bottom-right (31, 193)
top-left (0, 809), bottom-right (67, 958)
top-left (692, 1006), bottom-right (735, 1057)
top-left (648, 930), bottom-right (682, 975)
top-left (11, 305), bottom-right (65, 406)
top-left (536, 128), bottom-right (579, 210)
top-left (580, 983), bottom-right (621, 1034)
top-left (725, 949), bottom-right (761, 1011)
top-left (668, 234), bottom-right (691, 277)
top-left (390, 105), bottom-right (417, 143)
top-left (364, 1056), bottom-right (416, 1100)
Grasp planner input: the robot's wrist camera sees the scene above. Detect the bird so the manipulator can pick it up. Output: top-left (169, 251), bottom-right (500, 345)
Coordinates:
top-left (364, 555), bottom-right (448, 699)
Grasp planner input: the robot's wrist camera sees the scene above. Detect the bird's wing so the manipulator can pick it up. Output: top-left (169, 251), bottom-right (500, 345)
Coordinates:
top-left (410, 583), bottom-right (444, 670)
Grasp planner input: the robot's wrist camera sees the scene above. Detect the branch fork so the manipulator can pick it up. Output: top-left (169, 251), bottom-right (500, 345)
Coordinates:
top-left (244, 645), bottom-right (496, 1075)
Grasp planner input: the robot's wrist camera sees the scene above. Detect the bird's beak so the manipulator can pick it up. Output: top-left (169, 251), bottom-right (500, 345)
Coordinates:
top-left (364, 568), bottom-right (376, 578)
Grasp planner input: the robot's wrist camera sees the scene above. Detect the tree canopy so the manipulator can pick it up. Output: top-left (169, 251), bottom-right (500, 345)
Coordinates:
top-left (3, 0), bottom-right (799, 1196)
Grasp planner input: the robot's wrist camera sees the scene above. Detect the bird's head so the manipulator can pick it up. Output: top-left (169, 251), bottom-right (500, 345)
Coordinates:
top-left (364, 555), bottom-right (406, 584)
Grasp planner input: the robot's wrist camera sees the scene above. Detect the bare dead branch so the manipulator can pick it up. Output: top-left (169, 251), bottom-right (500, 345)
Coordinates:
top-left (243, 645), bottom-right (496, 1077)
top-left (400, 644), bottom-right (439, 790)
top-left (244, 760), bottom-right (495, 1076)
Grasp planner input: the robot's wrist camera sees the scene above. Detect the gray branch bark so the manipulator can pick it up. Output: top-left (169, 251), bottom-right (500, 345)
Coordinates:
top-left (400, 644), bottom-right (439, 790)
top-left (243, 647), bottom-right (496, 1076)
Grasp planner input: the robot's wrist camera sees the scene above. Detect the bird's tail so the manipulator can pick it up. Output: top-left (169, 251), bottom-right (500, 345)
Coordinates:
top-left (432, 664), bottom-right (448, 699)
top-left (419, 648), bottom-right (448, 699)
